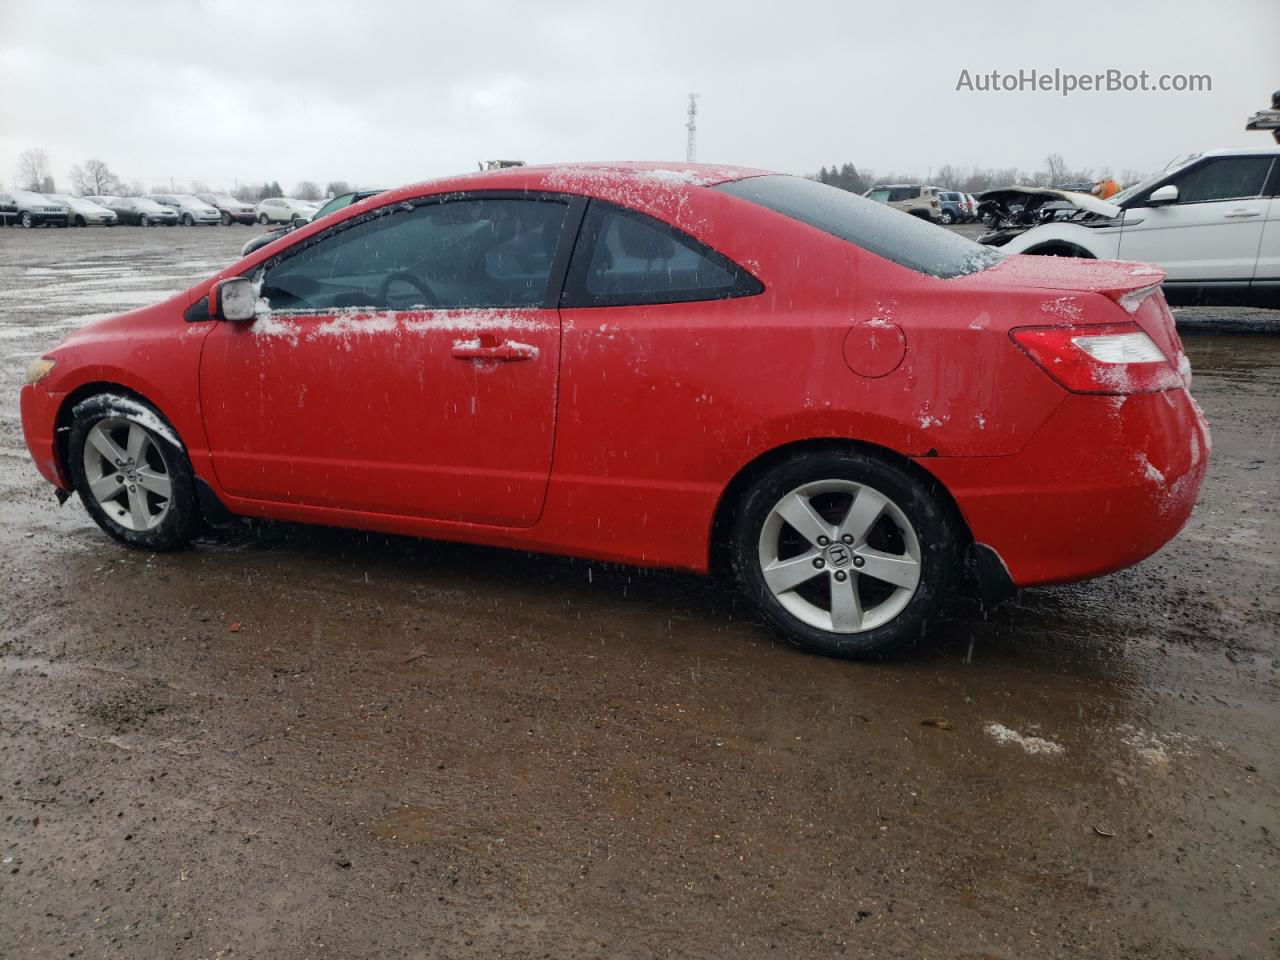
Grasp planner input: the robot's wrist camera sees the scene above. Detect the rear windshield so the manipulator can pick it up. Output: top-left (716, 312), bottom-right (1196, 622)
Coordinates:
top-left (717, 175), bottom-right (1003, 279)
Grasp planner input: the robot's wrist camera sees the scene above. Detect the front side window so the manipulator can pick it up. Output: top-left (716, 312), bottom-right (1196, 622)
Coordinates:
top-left (259, 196), bottom-right (570, 312)
top-left (1168, 157), bottom-right (1273, 204)
top-left (561, 202), bottom-right (761, 307)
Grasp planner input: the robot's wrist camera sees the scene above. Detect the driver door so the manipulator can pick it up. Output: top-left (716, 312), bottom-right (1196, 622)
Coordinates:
top-left (198, 193), bottom-right (575, 527)
top-left (1118, 155), bottom-right (1274, 282)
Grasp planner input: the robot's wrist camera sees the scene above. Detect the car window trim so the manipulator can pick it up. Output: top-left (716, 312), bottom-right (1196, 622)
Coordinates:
top-left (1130, 155), bottom-right (1276, 208)
top-left (558, 198), bottom-right (764, 309)
top-left (245, 189), bottom-right (588, 315)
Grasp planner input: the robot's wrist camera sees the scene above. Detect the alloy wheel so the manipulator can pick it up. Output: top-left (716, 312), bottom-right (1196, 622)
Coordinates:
top-left (81, 418), bottom-right (173, 532)
top-left (757, 479), bottom-right (922, 633)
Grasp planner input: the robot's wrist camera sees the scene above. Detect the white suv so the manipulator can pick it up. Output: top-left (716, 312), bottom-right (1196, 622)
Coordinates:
top-left (254, 197), bottom-right (319, 224)
top-left (987, 147), bottom-right (1280, 308)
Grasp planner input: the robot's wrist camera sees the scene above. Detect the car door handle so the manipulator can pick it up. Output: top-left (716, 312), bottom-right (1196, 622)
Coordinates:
top-left (1223, 209), bottom-right (1261, 218)
top-left (450, 337), bottom-right (538, 362)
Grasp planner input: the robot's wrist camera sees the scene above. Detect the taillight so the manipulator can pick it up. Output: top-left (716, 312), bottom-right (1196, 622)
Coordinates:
top-left (1010, 322), bottom-right (1183, 394)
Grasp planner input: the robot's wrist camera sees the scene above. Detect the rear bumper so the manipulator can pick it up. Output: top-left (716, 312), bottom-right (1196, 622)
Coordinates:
top-left (919, 388), bottom-right (1210, 588)
top-left (20, 383), bottom-right (70, 490)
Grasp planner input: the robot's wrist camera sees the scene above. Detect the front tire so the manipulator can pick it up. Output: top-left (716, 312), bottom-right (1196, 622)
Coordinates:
top-left (181, 213), bottom-right (194, 226)
top-left (257, 213), bottom-right (269, 224)
top-left (731, 451), bottom-right (962, 660)
top-left (20, 212), bottom-right (33, 228)
top-left (68, 395), bottom-right (200, 551)
top-left (221, 211), bottom-right (232, 225)
top-left (138, 214), bottom-right (149, 227)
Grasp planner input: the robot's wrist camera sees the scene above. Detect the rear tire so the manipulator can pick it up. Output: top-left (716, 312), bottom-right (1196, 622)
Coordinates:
top-left (731, 451), bottom-right (962, 660)
top-left (74, 215), bottom-right (86, 227)
top-left (940, 210), bottom-right (955, 224)
top-left (138, 214), bottom-right (149, 227)
top-left (68, 395), bottom-right (199, 552)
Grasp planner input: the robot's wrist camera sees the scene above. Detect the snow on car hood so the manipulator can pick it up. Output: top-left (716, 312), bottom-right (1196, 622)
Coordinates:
top-left (979, 185), bottom-right (1122, 219)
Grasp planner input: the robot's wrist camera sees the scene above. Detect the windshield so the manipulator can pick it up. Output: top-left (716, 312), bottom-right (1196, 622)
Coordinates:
top-left (717, 175), bottom-right (1003, 279)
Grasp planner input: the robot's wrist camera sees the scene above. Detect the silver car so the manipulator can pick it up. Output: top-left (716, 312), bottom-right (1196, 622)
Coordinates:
top-left (44, 194), bottom-right (118, 227)
top-left (146, 193), bottom-right (222, 226)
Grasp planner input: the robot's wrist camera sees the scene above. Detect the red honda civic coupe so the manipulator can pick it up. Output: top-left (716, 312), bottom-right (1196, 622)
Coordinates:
top-left (20, 163), bottom-right (1209, 659)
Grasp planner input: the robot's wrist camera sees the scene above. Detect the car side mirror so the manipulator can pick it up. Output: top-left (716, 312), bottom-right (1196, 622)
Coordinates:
top-left (1147, 184), bottom-right (1178, 206)
top-left (291, 216), bottom-right (309, 228)
top-left (209, 277), bottom-right (257, 322)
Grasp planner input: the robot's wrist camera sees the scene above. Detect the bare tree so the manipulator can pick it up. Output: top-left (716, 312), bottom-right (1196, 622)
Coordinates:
top-left (294, 180), bottom-right (321, 202)
top-left (16, 148), bottom-right (51, 191)
top-left (69, 158), bottom-right (122, 196)
top-left (325, 180), bottom-right (350, 197)
top-left (232, 183), bottom-right (259, 202)
top-left (189, 179), bottom-right (211, 195)
top-left (1042, 153), bottom-right (1069, 186)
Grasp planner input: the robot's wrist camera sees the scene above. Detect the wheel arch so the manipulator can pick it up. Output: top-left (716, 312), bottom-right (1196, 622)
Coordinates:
top-left (707, 436), bottom-right (973, 576)
top-left (1022, 240), bottom-right (1098, 259)
top-left (53, 382), bottom-right (180, 485)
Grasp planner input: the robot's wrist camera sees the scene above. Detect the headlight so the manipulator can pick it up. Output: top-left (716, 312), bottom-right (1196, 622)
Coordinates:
top-left (25, 357), bottom-right (56, 385)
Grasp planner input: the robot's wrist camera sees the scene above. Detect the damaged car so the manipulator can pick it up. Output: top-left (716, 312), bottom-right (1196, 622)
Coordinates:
top-left (977, 147), bottom-right (1280, 308)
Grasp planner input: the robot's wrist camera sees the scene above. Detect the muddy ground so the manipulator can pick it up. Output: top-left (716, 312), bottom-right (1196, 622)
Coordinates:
top-left (0, 226), bottom-right (1276, 960)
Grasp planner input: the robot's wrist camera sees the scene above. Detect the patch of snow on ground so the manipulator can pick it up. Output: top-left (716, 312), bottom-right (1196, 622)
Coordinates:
top-left (984, 723), bottom-right (1064, 756)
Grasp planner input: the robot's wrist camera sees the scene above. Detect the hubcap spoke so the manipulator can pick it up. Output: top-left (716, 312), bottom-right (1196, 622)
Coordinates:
top-left (134, 468), bottom-right (170, 499)
top-left (829, 575), bottom-right (863, 631)
top-left (125, 424), bottom-right (148, 462)
top-left (855, 547), bottom-right (921, 590)
top-left (838, 487), bottom-right (888, 545)
top-left (89, 473), bottom-right (122, 501)
top-left (87, 425), bottom-right (127, 466)
top-left (762, 550), bottom-right (824, 594)
top-left (127, 486), bottom-right (150, 529)
top-left (774, 492), bottom-right (835, 547)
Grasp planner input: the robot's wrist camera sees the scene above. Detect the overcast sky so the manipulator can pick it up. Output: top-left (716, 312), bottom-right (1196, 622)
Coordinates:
top-left (2, 0), bottom-right (1277, 194)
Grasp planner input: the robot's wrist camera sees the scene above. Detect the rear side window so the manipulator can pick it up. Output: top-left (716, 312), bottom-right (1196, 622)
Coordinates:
top-left (888, 187), bottom-right (920, 202)
top-left (717, 175), bottom-right (1002, 279)
top-left (1168, 156), bottom-right (1273, 203)
top-left (561, 202), bottom-right (762, 307)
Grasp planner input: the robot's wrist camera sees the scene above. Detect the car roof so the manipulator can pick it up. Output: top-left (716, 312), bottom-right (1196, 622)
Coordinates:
top-left (380, 161), bottom-right (774, 204)
top-left (1197, 145), bottom-right (1280, 158)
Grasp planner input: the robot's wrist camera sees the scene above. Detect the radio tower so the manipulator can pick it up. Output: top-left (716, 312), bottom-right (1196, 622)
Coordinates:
top-left (685, 93), bottom-right (699, 163)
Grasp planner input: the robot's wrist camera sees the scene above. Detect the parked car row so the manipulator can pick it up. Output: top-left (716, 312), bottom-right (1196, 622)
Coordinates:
top-left (241, 189), bottom-right (384, 255)
top-left (861, 184), bottom-right (979, 223)
top-left (0, 190), bottom-right (321, 227)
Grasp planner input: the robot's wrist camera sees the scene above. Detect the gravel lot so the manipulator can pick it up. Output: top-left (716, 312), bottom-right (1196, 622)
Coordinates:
top-left (1, 225), bottom-right (1277, 959)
